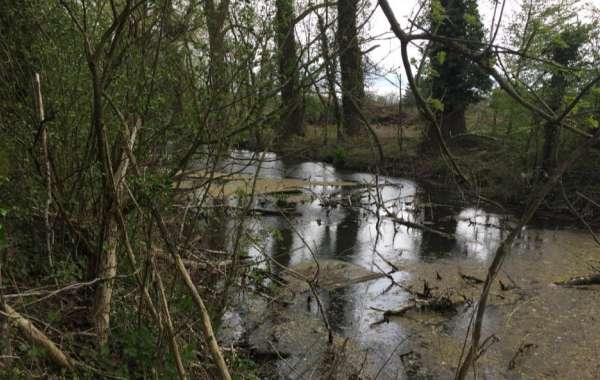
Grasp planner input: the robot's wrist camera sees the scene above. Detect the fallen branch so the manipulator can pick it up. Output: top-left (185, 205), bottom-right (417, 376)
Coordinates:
top-left (371, 295), bottom-right (459, 324)
top-left (460, 273), bottom-right (485, 285)
top-left (554, 273), bottom-right (600, 287)
top-left (154, 250), bottom-right (233, 271)
top-left (388, 215), bottom-right (454, 239)
top-left (1, 303), bottom-right (74, 370)
top-left (508, 341), bottom-right (537, 370)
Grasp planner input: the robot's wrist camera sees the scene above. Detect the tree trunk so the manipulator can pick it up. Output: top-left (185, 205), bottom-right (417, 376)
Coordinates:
top-left (425, 107), bottom-right (466, 148)
top-left (93, 216), bottom-right (118, 346)
top-left (442, 107), bottom-right (467, 138)
top-left (275, 0), bottom-right (304, 137)
top-left (541, 120), bottom-right (560, 175)
top-left (317, 15), bottom-right (341, 142)
top-left (541, 33), bottom-right (575, 176)
top-left (541, 73), bottom-right (566, 176)
top-left (337, 0), bottom-right (365, 137)
top-left (205, 0), bottom-right (230, 132)
top-left (88, 66), bottom-right (119, 347)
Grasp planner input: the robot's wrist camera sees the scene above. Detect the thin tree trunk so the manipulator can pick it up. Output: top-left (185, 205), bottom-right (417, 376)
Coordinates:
top-left (205, 0), bottom-right (230, 132)
top-left (317, 15), bottom-right (341, 142)
top-left (118, 137), bottom-right (233, 380)
top-left (93, 217), bottom-right (118, 346)
top-left (32, 73), bottom-right (53, 267)
top-left (154, 260), bottom-right (188, 380)
top-left (88, 64), bottom-right (119, 347)
top-left (541, 73), bottom-right (565, 176)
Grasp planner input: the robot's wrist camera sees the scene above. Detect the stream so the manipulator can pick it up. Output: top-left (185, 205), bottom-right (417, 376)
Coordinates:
top-left (200, 150), bottom-right (600, 379)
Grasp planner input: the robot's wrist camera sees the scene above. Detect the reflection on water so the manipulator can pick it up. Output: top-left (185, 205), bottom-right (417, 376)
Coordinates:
top-left (455, 208), bottom-right (503, 260)
top-left (209, 151), bottom-right (597, 379)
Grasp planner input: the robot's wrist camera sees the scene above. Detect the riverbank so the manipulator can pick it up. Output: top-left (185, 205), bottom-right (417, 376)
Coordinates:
top-left (266, 123), bottom-right (600, 227)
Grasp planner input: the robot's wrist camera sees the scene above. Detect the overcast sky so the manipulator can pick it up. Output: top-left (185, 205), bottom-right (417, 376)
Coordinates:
top-left (365, 0), bottom-right (600, 95)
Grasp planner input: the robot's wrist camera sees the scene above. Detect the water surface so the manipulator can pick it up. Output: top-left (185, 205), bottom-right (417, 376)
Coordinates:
top-left (212, 150), bottom-right (600, 379)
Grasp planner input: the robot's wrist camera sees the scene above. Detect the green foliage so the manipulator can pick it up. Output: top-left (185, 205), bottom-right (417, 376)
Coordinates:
top-left (134, 173), bottom-right (172, 203)
top-left (585, 116), bottom-right (599, 129)
top-left (436, 51), bottom-right (447, 65)
top-left (428, 0), bottom-right (492, 112)
top-left (271, 227), bottom-right (284, 242)
top-left (488, 88), bottom-right (532, 134)
top-left (463, 13), bottom-right (477, 26)
top-left (229, 354), bottom-right (261, 379)
top-left (333, 146), bottom-right (347, 167)
top-left (120, 325), bottom-right (156, 366)
top-left (304, 94), bottom-right (325, 123)
top-left (431, 0), bottom-right (446, 23)
top-left (428, 97), bottom-right (445, 112)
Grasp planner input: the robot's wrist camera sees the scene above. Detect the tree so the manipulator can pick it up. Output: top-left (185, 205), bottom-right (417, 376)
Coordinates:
top-left (317, 14), bottom-right (342, 142)
top-left (205, 0), bottom-right (231, 132)
top-left (275, 0), bottom-right (304, 137)
top-left (337, 0), bottom-right (365, 137)
top-left (540, 26), bottom-right (589, 174)
top-left (504, 0), bottom-right (597, 175)
top-left (427, 0), bottom-right (492, 142)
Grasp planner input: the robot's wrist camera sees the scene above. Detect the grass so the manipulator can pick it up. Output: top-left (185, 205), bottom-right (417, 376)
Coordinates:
top-left (279, 123), bottom-right (423, 171)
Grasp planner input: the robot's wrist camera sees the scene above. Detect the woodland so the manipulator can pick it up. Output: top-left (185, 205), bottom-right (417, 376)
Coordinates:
top-left (1, 0), bottom-right (599, 379)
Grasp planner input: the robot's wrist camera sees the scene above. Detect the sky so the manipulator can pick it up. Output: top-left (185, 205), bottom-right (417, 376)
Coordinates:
top-left (365, 0), bottom-right (600, 95)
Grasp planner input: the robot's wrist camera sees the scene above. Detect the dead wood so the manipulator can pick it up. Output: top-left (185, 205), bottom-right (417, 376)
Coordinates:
top-left (508, 342), bottom-right (537, 370)
top-left (372, 294), bottom-right (459, 324)
top-left (154, 250), bottom-right (233, 271)
top-left (554, 273), bottom-right (600, 287)
top-left (1, 302), bottom-right (74, 370)
top-left (460, 272), bottom-right (485, 285)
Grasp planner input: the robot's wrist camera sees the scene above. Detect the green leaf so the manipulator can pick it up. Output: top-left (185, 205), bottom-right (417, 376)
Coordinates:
top-left (551, 34), bottom-right (568, 49)
top-left (47, 310), bottom-right (61, 323)
top-left (463, 13), bottom-right (477, 25)
top-left (428, 98), bottom-right (445, 112)
top-left (431, 0), bottom-right (445, 23)
top-left (585, 116), bottom-right (599, 129)
top-left (437, 51), bottom-right (447, 65)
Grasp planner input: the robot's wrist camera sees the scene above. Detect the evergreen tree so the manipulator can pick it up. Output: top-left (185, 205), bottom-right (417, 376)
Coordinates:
top-left (428, 0), bottom-right (492, 142)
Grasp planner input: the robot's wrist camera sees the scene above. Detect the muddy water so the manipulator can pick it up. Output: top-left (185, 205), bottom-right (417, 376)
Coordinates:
top-left (211, 150), bottom-right (600, 379)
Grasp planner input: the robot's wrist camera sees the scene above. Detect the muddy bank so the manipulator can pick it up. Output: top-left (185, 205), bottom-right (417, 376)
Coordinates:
top-left (246, 130), bottom-right (600, 226)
